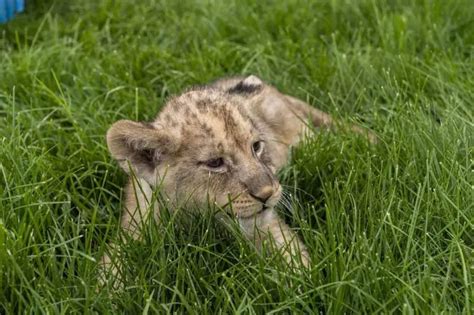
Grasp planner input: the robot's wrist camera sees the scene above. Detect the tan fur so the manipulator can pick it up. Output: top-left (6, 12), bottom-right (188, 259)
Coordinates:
top-left (99, 75), bottom-right (376, 286)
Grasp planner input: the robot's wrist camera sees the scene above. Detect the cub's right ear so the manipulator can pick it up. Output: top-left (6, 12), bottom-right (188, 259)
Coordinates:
top-left (106, 120), bottom-right (176, 181)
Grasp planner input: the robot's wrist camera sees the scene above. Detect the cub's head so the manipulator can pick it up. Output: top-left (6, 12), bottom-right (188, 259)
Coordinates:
top-left (107, 81), bottom-right (281, 218)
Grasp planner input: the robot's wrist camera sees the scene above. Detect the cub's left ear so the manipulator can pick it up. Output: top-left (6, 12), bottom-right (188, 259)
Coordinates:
top-left (228, 75), bottom-right (264, 94)
top-left (241, 75), bottom-right (263, 86)
top-left (106, 120), bottom-right (177, 181)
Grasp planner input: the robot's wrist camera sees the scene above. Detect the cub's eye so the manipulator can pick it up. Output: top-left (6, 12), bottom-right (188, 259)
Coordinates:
top-left (206, 158), bottom-right (224, 168)
top-left (252, 141), bottom-right (264, 155)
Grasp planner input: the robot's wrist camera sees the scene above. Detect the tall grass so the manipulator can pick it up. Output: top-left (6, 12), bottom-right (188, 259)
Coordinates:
top-left (0, 0), bottom-right (472, 312)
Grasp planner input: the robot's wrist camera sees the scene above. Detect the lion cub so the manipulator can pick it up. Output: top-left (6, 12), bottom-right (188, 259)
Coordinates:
top-left (101, 75), bottom-right (375, 285)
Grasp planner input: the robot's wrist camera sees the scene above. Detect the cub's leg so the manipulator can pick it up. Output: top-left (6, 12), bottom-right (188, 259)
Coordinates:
top-left (284, 94), bottom-right (378, 144)
top-left (99, 177), bottom-right (157, 288)
top-left (239, 208), bottom-right (310, 268)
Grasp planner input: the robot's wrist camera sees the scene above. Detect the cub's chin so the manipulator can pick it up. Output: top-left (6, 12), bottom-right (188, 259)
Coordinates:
top-left (234, 204), bottom-right (268, 219)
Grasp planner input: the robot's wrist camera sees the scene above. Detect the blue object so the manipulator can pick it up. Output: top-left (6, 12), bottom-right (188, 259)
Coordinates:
top-left (0, 0), bottom-right (25, 23)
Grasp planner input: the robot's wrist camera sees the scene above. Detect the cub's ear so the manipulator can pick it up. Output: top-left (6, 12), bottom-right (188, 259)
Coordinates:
top-left (241, 75), bottom-right (263, 86)
top-left (228, 75), bottom-right (264, 95)
top-left (106, 120), bottom-right (176, 181)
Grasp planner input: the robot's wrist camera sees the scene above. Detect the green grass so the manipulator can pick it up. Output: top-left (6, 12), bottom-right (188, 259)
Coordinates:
top-left (1, 0), bottom-right (473, 313)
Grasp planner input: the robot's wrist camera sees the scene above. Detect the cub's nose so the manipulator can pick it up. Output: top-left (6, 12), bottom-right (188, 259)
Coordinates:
top-left (249, 185), bottom-right (274, 204)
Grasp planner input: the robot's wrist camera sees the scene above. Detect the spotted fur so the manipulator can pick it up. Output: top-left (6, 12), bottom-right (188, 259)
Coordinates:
top-left (100, 75), bottom-right (377, 287)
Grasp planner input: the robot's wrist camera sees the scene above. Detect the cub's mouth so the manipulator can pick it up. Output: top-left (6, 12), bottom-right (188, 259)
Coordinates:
top-left (228, 201), bottom-right (272, 219)
top-left (257, 205), bottom-right (270, 215)
top-left (214, 184), bottom-right (282, 219)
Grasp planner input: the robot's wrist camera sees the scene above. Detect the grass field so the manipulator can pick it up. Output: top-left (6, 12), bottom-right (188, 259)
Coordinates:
top-left (0, 0), bottom-right (473, 313)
